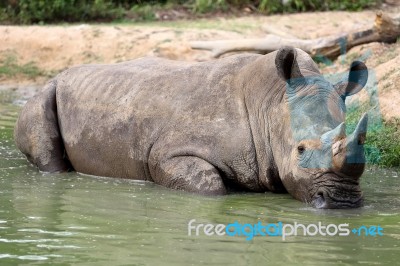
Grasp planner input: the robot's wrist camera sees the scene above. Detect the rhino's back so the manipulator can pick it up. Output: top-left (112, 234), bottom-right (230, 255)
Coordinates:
top-left (55, 55), bottom-right (260, 179)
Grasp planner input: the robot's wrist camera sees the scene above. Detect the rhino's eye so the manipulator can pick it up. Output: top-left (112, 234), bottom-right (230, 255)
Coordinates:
top-left (297, 145), bottom-right (305, 154)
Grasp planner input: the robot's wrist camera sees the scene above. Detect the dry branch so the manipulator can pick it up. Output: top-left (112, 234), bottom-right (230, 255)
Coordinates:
top-left (190, 11), bottom-right (400, 58)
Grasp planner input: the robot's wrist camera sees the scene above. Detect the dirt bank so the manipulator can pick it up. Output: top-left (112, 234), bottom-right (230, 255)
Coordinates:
top-left (0, 10), bottom-right (399, 120)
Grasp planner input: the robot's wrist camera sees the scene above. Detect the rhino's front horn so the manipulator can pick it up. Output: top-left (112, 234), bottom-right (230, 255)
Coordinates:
top-left (332, 113), bottom-right (368, 177)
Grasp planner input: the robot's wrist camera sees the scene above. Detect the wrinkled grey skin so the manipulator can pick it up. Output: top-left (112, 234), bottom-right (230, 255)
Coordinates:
top-left (14, 47), bottom-right (369, 208)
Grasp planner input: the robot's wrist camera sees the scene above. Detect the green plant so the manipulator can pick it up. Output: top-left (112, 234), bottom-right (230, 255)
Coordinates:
top-left (259, 0), bottom-right (282, 13)
top-left (258, 0), bottom-right (378, 14)
top-left (0, 0), bottom-right (381, 24)
top-left (346, 102), bottom-right (400, 167)
top-left (327, 0), bottom-right (378, 11)
top-left (366, 119), bottom-right (400, 167)
top-left (1, 0), bottom-right (125, 24)
top-left (193, 0), bottom-right (228, 13)
top-left (129, 4), bottom-right (156, 21)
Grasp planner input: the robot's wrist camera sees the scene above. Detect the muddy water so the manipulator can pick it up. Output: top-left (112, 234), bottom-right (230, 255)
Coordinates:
top-left (0, 99), bottom-right (399, 265)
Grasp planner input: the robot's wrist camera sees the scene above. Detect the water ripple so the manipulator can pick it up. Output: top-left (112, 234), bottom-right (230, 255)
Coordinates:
top-left (0, 254), bottom-right (63, 260)
top-left (37, 244), bottom-right (82, 249)
top-left (18, 228), bottom-right (75, 236)
top-left (0, 238), bottom-right (60, 243)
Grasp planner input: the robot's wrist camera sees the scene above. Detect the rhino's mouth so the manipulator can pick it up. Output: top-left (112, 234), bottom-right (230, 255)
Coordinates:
top-left (311, 174), bottom-right (363, 209)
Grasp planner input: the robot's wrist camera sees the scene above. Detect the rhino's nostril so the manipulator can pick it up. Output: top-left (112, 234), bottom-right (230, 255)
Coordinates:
top-left (314, 191), bottom-right (327, 209)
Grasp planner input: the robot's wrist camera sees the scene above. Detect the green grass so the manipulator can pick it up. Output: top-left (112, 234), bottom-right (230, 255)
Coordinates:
top-left (366, 119), bottom-right (400, 167)
top-left (0, 53), bottom-right (45, 79)
top-left (0, 0), bottom-right (380, 25)
top-left (192, 0), bottom-right (228, 13)
top-left (111, 18), bottom-right (259, 33)
top-left (346, 102), bottom-right (400, 167)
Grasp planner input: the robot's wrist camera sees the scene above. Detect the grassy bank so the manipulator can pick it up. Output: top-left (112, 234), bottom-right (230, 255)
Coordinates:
top-left (0, 0), bottom-right (380, 24)
top-left (0, 52), bottom-right (52, 81)
top-left (366, 119), bottom-right (400, 167)
top-left (0, 53), bottom-right (43, 79)
top-left (346, 103), bottom-right (400, 168)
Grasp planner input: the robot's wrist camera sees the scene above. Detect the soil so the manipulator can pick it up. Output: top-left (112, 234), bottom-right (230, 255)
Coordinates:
top-left (0, 10), bottom-right (399, 120)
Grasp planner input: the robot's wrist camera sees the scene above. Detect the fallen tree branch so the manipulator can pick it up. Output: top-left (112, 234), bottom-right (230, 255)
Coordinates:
top-left (190, 11), bottom-right (400, 59)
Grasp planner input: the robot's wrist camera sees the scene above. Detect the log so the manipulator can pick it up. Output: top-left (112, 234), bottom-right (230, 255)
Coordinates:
top-left (190, 11), bottom-right (400, 59)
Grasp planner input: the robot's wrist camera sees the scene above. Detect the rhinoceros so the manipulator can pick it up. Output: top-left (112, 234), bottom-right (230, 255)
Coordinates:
top-left (14, 46), bottom-right (369, 208)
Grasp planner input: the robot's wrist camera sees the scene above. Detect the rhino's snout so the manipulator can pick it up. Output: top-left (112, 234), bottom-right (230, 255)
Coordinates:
top-left (310, 114), bottom-right (368, 209)
top-left (312, 189), bottom-right (363, 209)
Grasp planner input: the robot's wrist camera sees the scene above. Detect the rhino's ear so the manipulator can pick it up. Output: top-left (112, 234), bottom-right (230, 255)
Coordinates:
top-left (275, 46), bottom-right (302, 82)
top-left (336, 61), bottom-right (368, 99)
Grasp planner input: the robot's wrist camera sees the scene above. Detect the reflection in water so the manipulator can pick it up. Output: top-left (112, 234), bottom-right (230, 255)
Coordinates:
top-left (0, 103), bottom-right (399, 265)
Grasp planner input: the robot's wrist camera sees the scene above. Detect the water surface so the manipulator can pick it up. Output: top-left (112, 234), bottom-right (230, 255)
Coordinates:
top-left (0, 101), bottom-right (399, 265)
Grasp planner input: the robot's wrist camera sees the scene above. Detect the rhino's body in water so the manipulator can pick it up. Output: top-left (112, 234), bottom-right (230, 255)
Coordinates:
top-left (14, 47), bottom-right (369, 208)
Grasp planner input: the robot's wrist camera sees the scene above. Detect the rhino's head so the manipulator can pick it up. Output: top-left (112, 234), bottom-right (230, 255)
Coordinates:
top-left (274, 47), bottom-right (368, 209)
